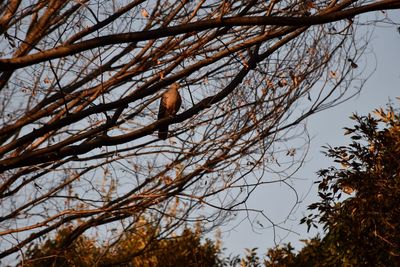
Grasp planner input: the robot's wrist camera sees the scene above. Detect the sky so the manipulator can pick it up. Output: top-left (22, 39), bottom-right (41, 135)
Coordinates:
top-left (221, 12), bottom-right (400, 257)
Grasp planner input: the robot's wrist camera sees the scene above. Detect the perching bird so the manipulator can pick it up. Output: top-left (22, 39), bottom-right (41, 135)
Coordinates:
top-left (158, 83), bottom-right (181, 139)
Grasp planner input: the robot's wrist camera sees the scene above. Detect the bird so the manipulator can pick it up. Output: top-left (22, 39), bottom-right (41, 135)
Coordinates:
top-left (158, 83), bottom-right (182, 139)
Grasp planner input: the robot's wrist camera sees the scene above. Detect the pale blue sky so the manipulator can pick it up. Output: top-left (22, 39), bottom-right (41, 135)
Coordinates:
top-left (221, 13), bottom-right (400, 257)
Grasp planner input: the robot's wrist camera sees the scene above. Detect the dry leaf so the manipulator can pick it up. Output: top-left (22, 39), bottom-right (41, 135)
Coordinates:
top-left (306, 1), bottom-right (315, 9)
top-left (348, 59), bottom-right (358, 68)
top-left (342, 185), bottom-right (354, 195)
top-left (277, 79), bottom-right (287, 87)
top-left (141, 8), bottom-right (149, 18)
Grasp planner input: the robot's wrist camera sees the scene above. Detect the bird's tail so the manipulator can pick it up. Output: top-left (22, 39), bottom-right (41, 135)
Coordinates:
top-left (158, 125), bottom-right (169, 139)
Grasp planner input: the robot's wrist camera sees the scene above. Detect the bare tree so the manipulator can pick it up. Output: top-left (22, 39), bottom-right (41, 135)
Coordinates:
top-left (0, 0), bottom-right (399, 263)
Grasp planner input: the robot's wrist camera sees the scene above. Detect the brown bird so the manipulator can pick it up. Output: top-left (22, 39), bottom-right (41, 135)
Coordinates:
top-left (158, 83), bottom-right (181, 139)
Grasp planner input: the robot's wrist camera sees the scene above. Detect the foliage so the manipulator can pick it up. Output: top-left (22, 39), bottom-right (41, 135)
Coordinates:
top-left (297, 104), bottom-right (399, 266)
top-left (264, 243), bottom-right (297, 266)
top-left (241, 248), bottom-right (261, 267)
top-left (230, 104), bottom-right (400, 266)
top-left (20, 222), bottom-right (221, 267)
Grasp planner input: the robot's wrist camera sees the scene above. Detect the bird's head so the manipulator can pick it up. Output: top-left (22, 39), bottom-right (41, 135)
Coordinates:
top-left (170, 82), bottom-right (180, 90)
